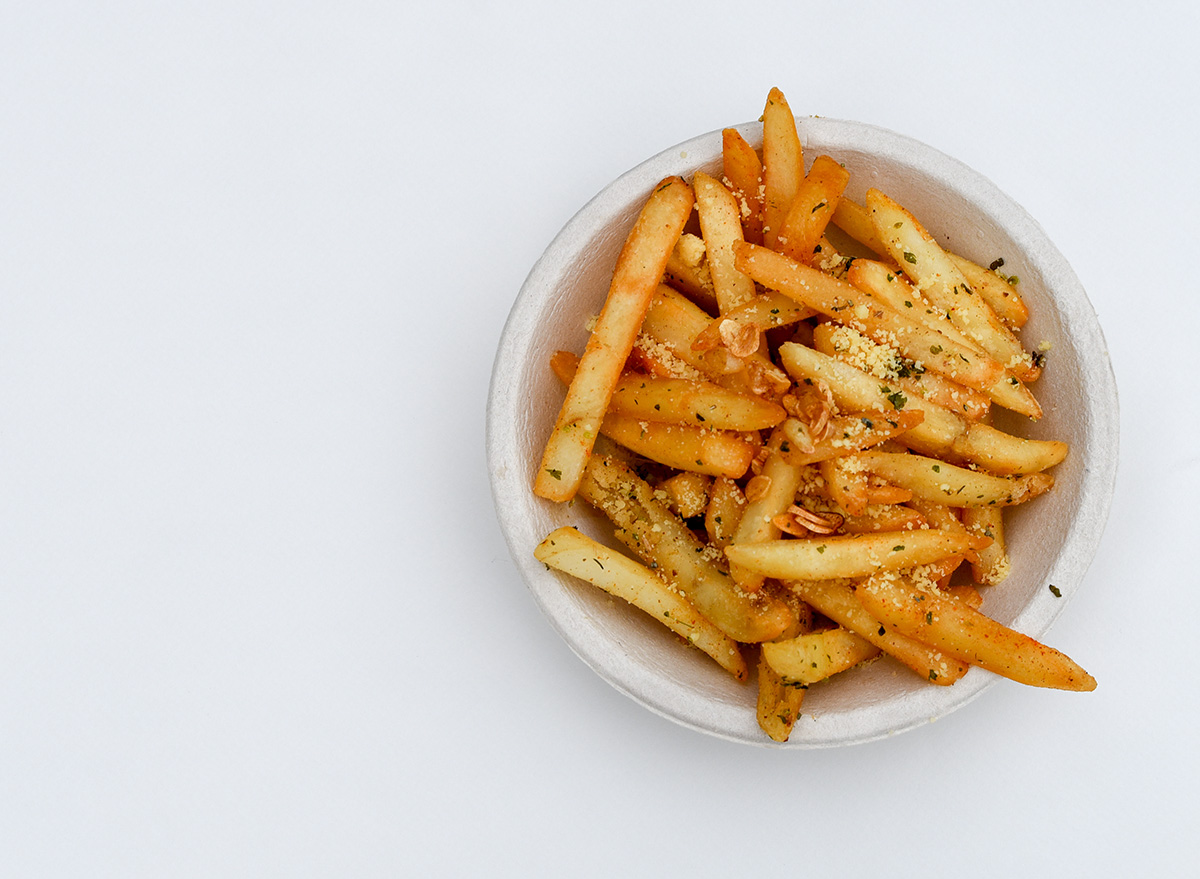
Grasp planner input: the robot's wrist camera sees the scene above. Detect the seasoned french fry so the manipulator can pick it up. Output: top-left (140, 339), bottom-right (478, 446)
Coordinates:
top-left (579, 455), bottom-right (794, 643)
top-left (856, 450), bottom-right (1054, 508)
top-left (761, 87), bottom-right (804, 249)
top-left (722, 127), bottom-right (764, 245)
top-left (536, 527), bottom-right (748, 680)
top-left (756, 650), bottom-right (806, 742)
top-left (762, 627), bottom-right (882, 685)
top-left (948, 253), bottom-right (1030, 330)
top-left (729, 425), bottom-right (808, 592)
top-left (777, 409), bottom-right (926, 467)
top-left (694, 170), bottom-right (757, 314)
top-left (663, 233), bottom-right (719, 313)
top-left (549, 349), bottom-right (786, 431)
top-left (600, 414), bottom-right (756, 478)
top-left (947, 422), bottom-right (1068, 475)
top-left (777, 155), bottom-right (850, 265)
top-left (659, 471), bottom-right (713, 520)
top-left (865, 188), bottom-right (1039, 383)
top-left (692, 290), bottom-right (817, 354)
top-left (962, 505), bottom-right (1010, 585)
top-left (535, 177), bottom-right (695, 501)
top-left (705, 476), bottom-right (746, 549)
top-left (788, 578), bottom-right (969, 684)
top-left (820, 455), bottom-right (870, 517)
top-left (856, 571), bottom-right (1095, 691)
top-left (830, 196), bottom-right (888, 256)
top-left (725, 529), bottom-right (989, 581)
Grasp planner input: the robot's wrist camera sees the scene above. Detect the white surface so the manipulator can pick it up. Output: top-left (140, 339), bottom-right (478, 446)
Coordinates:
top-left (0, 1), bottom-right (1195, 875)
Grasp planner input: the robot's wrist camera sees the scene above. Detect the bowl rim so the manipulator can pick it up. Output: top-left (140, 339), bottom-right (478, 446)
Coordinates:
top-left (487, 117), bottom-right (1119, 747)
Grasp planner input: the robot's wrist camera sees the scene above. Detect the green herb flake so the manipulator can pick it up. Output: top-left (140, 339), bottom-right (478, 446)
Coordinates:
top-left (817, 545), bottom-right (826, 554)
top-left (893, 545), bottom-right (905, 552)
top-left (1049, 584), bottom-right (1062, 598)
top-left (886, 389), bottom-right (907, 410)
top-left (929, 344), bottom-right (943, 355)
top-left (925, 611), bottom-right (933, 625)
top-left (903, 251), bottom-right (917, 264)
top-left (928, 669), bottom-right (939, 681)
top-left (546, 468), bottom-right (562, 480)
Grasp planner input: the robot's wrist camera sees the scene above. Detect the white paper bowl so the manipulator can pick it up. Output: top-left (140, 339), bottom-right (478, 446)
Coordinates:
top-left (487, 118), bottom-right (1118, 747)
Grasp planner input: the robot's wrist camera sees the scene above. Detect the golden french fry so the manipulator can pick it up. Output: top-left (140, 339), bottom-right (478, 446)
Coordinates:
top-left (694, 170), bottom-right (757, 314)
top-left (692, 291), bottom-right (817, 354)
top-left (830, 196), bottom-right (888, 256)
top-left (549, 349), bottom-right (786, 431)
top-left (599, 414), bottom-right (756, 478)
top-left (729, 425), bottom-right (808, 592)
top-left (962, 505), bottom-right (1010, 585)
top-left (663, 232), bottom-right (718, 313)
top-left (948, 422), bottom-right (1068, 475)
top-left (535, 177), bottom-right (695, 501)
top-left (659, 471), bottom-right (712, 520)
top-left (856, 571), bottom-right (1096, 691)
top-left (948, 253), bottom-right (1030, 330)
top-left (756, 650), bottom-right (806, 742)
top-left (535, 527), bottom-right (748, 680)
top-left (788, 578), bottom-right (968, 684)
top-left (856, 450), bottom-right (1054, 507)
top-left (777, 409), bottom-right (926, 466)
top-left (762, 627), bottom-right (882, 685)
top-left (722, 127), bottom-right (764, 245)
top-left (579, 455), bottom-right (794, 643)
top-left (865, 188), bottom-right (1039, 383)
top-left (705, 476), bottom-right (746, 549)
top-left (820, 455), bottom-right (870, 517)
top-left (761, 87), bottom-right (804, 249)
top-left (777, 155), bottom-right (850, 264)
top-left (725, 529), bottom-right (989, 581)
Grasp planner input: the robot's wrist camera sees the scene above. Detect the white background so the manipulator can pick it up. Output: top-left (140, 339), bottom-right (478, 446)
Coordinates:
top-left (1, 1), bottom-right (1196, 876)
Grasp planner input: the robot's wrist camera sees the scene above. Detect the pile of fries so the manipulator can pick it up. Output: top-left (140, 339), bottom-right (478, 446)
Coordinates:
top-left (531, 88), bottom-right (1093, 742)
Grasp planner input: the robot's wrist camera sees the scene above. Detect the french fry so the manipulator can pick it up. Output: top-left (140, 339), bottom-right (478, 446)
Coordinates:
top-left (722, 128), bottom-right (764, 245)
top-left (762, 627), bottom-right (882, 685)
top-left (962, 505), bottom-right (1010, 585)
top-left (705, 476), bottom-right (746, 549)
top-left (777, 155), bottom-right (850, 265)
top-left (761, 87), bottom-right (804, 249)
top-left (599, 414), bottom-right (756, 478)
top-left (694, 170), bottom-right (757, 314)
top-left (549, 349), bottom-right (787, 431)
top-left (947, 422), bottom-right (1068, 475)
top-left (659, 471), bottom-right (712, 520)
top-left (838, 503), bottom-right (927, 534)
top-left (535, 177), bottom-right (695, 501)
top-left (756, 650), bottom-right (806, 742)
top-left (820, 455), bottom-right (870, 517)
top-left (579, 455), bottom-right (794, 643)
top-left (788, 578), bottom-right (969, 684)
top-left (948, 253), bottom-right (1030, 330)
top-left (777, 409), bottom-right (926, 467)
top-left (663, 233), bottom-right (719, 313)
top-left (692, 291), bottom-right (817, 354)
top-left (729, 425), bottom-right (808, 592)
top-left (535, 527), bottom-right (749, 680)
top-left (725, 529), bottom-right (989, 581)
top-left (856, 450), bottom-right (1055, 507)
top-left (830, 196), bottom-right (888, 256)
top-left (856, 571), bottom-right (1096, 691)
top-left (865, 188), bottom-right (1039, 383)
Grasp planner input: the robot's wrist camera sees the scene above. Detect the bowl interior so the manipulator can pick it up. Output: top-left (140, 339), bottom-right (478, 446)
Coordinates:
top-left (487, 118), bottom-right (1118, 747)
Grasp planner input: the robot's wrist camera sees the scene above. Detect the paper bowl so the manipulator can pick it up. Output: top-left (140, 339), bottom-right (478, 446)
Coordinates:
top-left (487, 118), bottom-right (1118, 747)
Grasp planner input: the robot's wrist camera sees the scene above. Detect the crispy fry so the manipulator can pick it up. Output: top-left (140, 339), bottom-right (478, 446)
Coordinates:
top-left (948, 253), bottom-right (1030, 330)
top-left (725, 529), bottom-right (989, 581)
top-left (856, 450), bottom-right (1055, 507)
top-left (777, 155), bottom-right (850, 265)
top-left (722, 128), bottom-right (764, 245)
top-left (761, 87), bottom-right (804, 249)
top-left (762, 627), bottom-right (882, 685)
top-left (536, 527), bottom-right (748, 680)
top-left (692, 291), bottom-right (817, 353)
top-left (777, 409), bottom-right (925, 467)
top-left (705, 476), bottom-right (746, 550)
top-left (535, 177), bottom-right (695, 501)
top-left (729, 426), bottom-right (808, 592)
top-left (788, 578), bottom-right (969, 684)
top-left (756, 650), bottom-right (806, 742)
top-left (856, 571), bottom-right (1095, 691)
top-left (694, 170), bottom-right (757, 314)
top-left (962, 505), bottom-right (1011, 585)
top-left (659, 471), bottom-right (712, 520)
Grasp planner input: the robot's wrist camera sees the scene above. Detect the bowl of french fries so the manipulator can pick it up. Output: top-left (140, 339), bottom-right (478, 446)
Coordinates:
top-left (488, 89), bottom-right (1117, 746)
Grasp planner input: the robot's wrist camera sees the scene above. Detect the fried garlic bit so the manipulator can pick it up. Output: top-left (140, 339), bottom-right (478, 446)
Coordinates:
top-left (745, 474), bottom-right (773, 503)
top-left (718, 318), bottom-right (761, 358)
top-left (771, 505), bottom-right (845, 537)
top-left (783, 379), bottom-right (836, 442)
